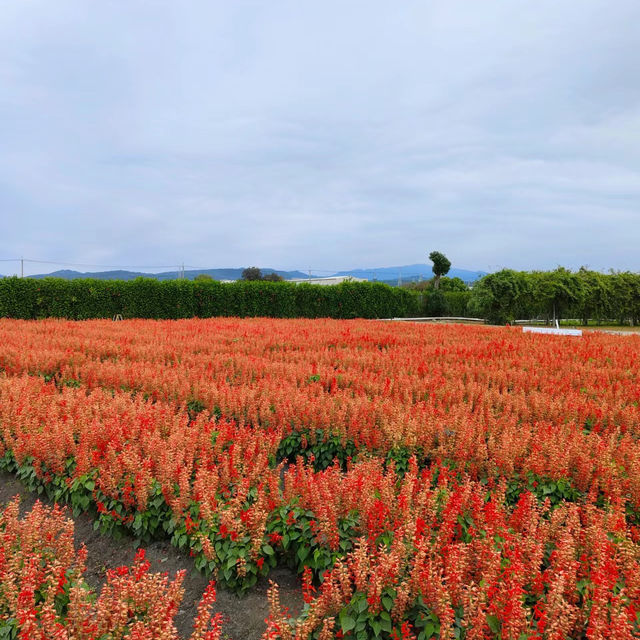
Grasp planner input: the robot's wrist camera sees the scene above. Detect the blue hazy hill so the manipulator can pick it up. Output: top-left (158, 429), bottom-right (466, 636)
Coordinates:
top-left (334, 264), bottom-right (487, 283)
top-left (18, 264), bottom-right (487, 283)
top-left (26, 268), bottom-right (310, 281)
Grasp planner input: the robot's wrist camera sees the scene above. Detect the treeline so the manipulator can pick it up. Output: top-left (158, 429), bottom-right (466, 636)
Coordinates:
top-left (421, 268), bottom-right (640, 325)
top-left (2, 268), bottom-right (637, 324)
top-left (0, 276), bottom-right (420, 320)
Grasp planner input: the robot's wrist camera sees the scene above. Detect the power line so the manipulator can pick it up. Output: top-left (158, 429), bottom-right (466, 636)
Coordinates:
top-left (0, 258), bottom-right (191, 279)
top-left (0, 257), bottom-right (399, 280)
top-left (0, 258), bottom-right (353, 274)
top-left (18, 259), bottom-right (185, 270)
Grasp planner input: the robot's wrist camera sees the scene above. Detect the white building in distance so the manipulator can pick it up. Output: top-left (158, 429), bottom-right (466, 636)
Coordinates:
top-left (287, 275), bottom-right (367, 286)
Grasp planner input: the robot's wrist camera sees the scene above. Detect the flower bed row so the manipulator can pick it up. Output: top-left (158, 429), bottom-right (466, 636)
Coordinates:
top-left (0, 497), bottom-right (223, 640)
top-left (2, 422), bottom-right (640, 640)
top-left (4, 449), bottom-right (639, 639)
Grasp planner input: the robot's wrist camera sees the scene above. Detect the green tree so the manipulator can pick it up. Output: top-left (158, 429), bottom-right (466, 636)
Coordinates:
top-left (241, 267), bottom-right (263, 281)
top-left (530, 268), bottom-right (583, 323)
top-left (402, 275), bottom-right (465, 292)
top-left (262, 272), bottom-right (284, 282)
top-left (194, 273), bottom-right (213, 281)
top-left (468, 269), bottom-right (530, 324)
top-left (428, 251), bottom-right (451, 290)
top-left (575, 268), bottom-right (611, 325)
top-left (439, 276), bottom-right (467, 292)
top-left (609, 271), bottom-right (640, 325)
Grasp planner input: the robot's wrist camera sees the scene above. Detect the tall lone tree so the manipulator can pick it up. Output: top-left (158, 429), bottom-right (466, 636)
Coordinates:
top-left (429, 251), bottom-right (451, 290)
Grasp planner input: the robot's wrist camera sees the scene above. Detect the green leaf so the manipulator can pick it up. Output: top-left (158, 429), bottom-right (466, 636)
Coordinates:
top-left (339, 611), bottom-right (356, 632)
top-left (486, 614), bottom-right (501, 634)
top-left (297, 546), bottom-right (309, 563)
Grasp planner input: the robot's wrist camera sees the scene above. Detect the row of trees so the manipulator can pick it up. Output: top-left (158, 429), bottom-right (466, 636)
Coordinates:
top-left (240, 267), bottom-right (284, 282)
top-left (468, 267), bottom-right (640, 325)
top-left (403, 251), bottom-right (639, 325)
top-left (193, 268), bottom-right (283, 282)
top-left (403, 276), bottom-right (468, 293)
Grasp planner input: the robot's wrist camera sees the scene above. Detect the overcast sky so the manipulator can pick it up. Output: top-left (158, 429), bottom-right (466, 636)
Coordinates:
top-left (1, 1), bottom-right (639, 276)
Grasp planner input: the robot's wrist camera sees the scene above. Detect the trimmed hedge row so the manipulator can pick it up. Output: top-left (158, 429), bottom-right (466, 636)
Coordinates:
top-left (440, 291), bottom-right (472, 316)
top-left (0, 277), bottom-right (421, 320)
top-left (420, 290), bottom-right (475, 318)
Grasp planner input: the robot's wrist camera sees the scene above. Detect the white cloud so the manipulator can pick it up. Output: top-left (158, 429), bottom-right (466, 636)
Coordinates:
top-left (1, 0), bottom-right (639, 274)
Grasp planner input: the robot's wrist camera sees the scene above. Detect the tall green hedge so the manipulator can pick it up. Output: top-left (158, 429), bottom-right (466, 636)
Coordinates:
top-left (417, 290), bottom-right (473, 317)
top-left (442, 291), bottom-right (472, 316)
top-left (0, 277), bottom-right (421, 320)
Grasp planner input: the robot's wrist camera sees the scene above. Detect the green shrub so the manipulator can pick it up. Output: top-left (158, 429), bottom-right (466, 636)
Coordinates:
top-left (0, 277), bottom-right (421, 320)
top-left (425, 290), bottom-right (448, 316)
top-left (444, 291), bottom-right (471, 316)
top-left (0, 277), bottom-right (39, 319)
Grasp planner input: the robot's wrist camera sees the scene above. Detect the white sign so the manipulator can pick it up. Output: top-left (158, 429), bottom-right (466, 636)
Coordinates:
top-left (523, 327), bottom-right (582, 336)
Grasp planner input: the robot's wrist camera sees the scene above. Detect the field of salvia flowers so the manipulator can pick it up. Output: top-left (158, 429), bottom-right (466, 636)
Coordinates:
top-left (0, 317), bottom-right (639, 639)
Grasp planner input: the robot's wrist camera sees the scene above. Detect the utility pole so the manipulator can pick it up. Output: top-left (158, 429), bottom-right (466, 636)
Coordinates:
top-left (21, 256), bottom-right (24, 278)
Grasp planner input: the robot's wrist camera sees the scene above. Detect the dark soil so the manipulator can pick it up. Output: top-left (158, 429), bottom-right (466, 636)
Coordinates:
top-left (0, 471), bottom-right (302, 640)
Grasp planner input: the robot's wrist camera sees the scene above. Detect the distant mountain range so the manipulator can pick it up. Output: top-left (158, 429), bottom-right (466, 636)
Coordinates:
top-left (334, 264), bottom-right (487, 283)
top-left (5, 264), bottom-right (487, 284)
top-left (23, 267), bottom-right (311, 281)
